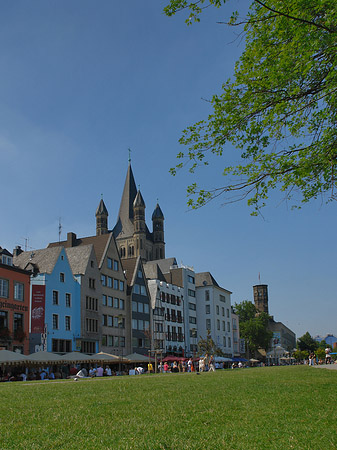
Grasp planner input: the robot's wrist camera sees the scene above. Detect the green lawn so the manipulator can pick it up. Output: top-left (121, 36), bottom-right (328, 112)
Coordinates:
top-left (0, 366), bottom-right (336, 450)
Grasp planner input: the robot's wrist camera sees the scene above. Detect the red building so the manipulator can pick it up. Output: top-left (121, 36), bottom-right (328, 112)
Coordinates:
top-left (0, 247), bottom-right (30, 354)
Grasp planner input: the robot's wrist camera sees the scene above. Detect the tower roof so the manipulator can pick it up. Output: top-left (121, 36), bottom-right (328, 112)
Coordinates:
top-left (152, 203), bottom-right (164, 220)
top-left (95, 198), bottom-right (108, 217)
top-left (112, 163), bottom-right (138, 238)
top-left (133, 190), bottom-right (145, 208)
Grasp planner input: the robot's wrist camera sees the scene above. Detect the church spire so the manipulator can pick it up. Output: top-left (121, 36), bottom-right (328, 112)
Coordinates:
top-left (96, 197), bottom-right (109, 236)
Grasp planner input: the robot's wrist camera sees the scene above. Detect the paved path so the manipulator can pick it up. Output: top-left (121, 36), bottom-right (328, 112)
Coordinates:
top-left (313, 364), bottom-right (337, 370)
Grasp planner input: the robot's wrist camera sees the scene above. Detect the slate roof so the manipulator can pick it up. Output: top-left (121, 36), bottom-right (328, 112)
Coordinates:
top-left (152, 203), bottom-right (164, 220)
top-left (112, 163), bottom-right (138, 239)
top-left (155, 257), bottom-right (178, 274)
top-left (14, 247), bottom-right (62, 274)
top-left (195, 272), bottom-right (220, 288)
top-left (95, 198), bottom-right (108, 216)
top-left (49, 233), bottom-right (112, 268)
top-left (65, 245), bottom-right (94, 275)
top-left (143, 261), bottom-right (167, 282)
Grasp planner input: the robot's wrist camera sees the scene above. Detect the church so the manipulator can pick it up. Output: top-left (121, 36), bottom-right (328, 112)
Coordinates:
top-left (95, 162), bottom-right (165, 262)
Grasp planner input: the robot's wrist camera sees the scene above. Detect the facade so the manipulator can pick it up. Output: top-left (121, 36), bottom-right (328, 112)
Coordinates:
top-left (145, 260), bottom-right (185, 356)
top-left (49, 231), bottom-right (128, 356)
top-left (123, 257), bottom-right (151, 356)
top-left (14, 247), bottom-right (81, 353)
top-left (231, 308), bottom-right (241, 356)
top-left (253, 284), bottom-right (269, 314)
top-left (95, 163), bottom-right (165, 262)
top-left (0, 247), bottom-right (30, 354)
top-left (65, 245), bottom-right (102, 354)
top-left (195, 272), bottom-right (234, 357)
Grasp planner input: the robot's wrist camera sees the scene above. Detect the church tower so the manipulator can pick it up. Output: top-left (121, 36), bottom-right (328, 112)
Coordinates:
top-left (96, 198), bottom-right (109, 236)
top-left (152, 203), bottom-right (165, 260)
top-left (253, 284), bottom-right (269, 314)
top-left (133, 190), bottom-right (146, 259)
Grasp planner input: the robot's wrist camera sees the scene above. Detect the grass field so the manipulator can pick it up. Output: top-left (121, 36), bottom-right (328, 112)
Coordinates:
top-left (0, 366), bottom-right (336, 450)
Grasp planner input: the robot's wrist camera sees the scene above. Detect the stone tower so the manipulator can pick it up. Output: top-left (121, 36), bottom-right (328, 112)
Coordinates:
top-left (152, 203), bottom-right (165, 260)
top-left (253, 284), bottom-right (269, 314)
top-left (96, 198), bottom-right (109, 236)
top-left (133, 190), bottom-right (146, 259)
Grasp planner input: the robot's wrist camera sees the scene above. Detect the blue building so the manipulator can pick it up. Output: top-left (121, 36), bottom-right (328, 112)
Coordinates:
top-left (14, 247), bottom-right (81, 353)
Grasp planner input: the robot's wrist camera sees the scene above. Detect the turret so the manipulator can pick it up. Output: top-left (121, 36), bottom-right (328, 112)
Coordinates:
top-left (253, 284), bottom-right (269, 314)
top-left (96, 198), bottom-right (109, 236)
top-left (152, 203), bottom-right (165, 260)
top-left (133, 190), bottom-right (146, 258)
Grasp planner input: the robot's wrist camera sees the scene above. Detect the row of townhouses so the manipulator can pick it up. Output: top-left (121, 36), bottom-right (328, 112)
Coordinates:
top-left (0, 163), bottom-right (241, 358)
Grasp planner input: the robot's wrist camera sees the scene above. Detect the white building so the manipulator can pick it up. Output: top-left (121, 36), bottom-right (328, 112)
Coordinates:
top-left (195, 272), bottom-right (233, 357)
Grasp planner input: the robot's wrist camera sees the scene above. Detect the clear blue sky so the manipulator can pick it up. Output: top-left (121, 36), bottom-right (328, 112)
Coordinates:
top-left (1, 0), bottom-right (336, 340)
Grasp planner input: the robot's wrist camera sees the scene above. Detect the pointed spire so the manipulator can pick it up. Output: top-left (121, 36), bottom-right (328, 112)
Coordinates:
top-left (133, 190), bottom-right (145, 208)
top-left (152, 203), bottom-right (164, 220)
top-left (95, 198), bottom-right (108, 217)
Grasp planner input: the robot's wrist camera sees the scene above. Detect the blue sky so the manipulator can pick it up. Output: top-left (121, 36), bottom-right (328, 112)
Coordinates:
top-left (1, 0), bottom-right (336, 340)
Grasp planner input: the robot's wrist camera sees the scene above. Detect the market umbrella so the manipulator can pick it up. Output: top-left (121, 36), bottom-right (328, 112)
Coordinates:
top-left (28, 351), bottom-right (65, 364)
top-left (62, 352), bottom-right (93, 363)
top-left (125, 352), bottom-right (151, 363)
top-left (89, 352), bottom-right (123, 363)
top-left (0, 349), bottom-right (28, 366)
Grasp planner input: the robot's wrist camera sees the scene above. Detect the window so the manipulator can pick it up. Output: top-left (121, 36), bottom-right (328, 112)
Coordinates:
top-left (114, 336), bottom-right (119, 347)
top-left (140, 285), bottom-right (146, 296)
top-left (188, 289), bottom-right (195, 297)
top-left (65, 316), bottom-right (71, 331)
top-left (89, 278), bottom-right (95, 289)
top-left (227, 322), bottom-right (231, 332)
top-left (138, 302), bottom-right (144, 313)
top-left (205, 304), bottom-right (210, 314)
top-left (0, 279), bottom-right (9, 298)
top-left (206, 319), bottom-right (211, 330)
top-left (108, 335), bottom-right (113, 346)
top-left (108, 296), bottom-right (113, 307)
top-left (108, 277), bottom-right (113, 288)
top-left (60, 273), bottom-right (65, 283)
top-left (120, 281), bottom-right (125, 292)
top-left (220, 295), bottom-right (226, 303)
top-left (119, 299), bottom-right (125, 310)
top-left (134, 284), bottom-right (140, 294)
top-left (13, 313), bottom-right (23, 331)
top-left (227, 308), bottom-right (230, 318)
top-left (14, 282), bottom-right (24, 301)
top-left (144, 303), bottom-right (149, 314)
top-left (205, 290), bottom-right (210, 301)
top-left (108, 315), bottom-right (113, 327)
top-left (188, 275), bottom-right (195, 284)
top-left (113, 260), bottom-right (119, 271)
top-left (114, 297), bottom-right (119, 308)
top-left (132, 319), bottom-right (138, 329)
top-left (102, 295), bottom-right (107, 306)
top-left (217, 319), bottom-right (220, 331)
top-left (53, 291), bottom-right (59, 305)
top-left (107, 258), bottom-right (113, 269)
top-left (223, 336), bottom-right (227, 347)
top-left (216, 305), bottom-right (219, 315)
top-left (66, 293), bottom-right (71, 308)
top-left (137, 270), bottom-right (143, 279)
top-left (102, 315), bottom-right (107, 326)
top-left (222, 321), bottom-right (226, 331)
top-left (228, 337), bottom-right (231, 347)
top-left (102, 335), bottom-right (107, 346)
top-left (53, 314), bottom-right (59, 330)
top-left (189, 316), bottom-right (197, 324)
top-left (138, 319), bottom-right (144, 331)
top-left (132, 301), bottom-right (137, 312)
top-left (222, 307), bottom-right (225, 317)
top-left (0, 311), bottom-right (8, 328)
top-left (120, 336), bottom-right (125, 347)
top-left (101, 275), bottom-right (107, 286)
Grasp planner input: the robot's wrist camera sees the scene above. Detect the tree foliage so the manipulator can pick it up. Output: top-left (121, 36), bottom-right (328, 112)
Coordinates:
top-left (198, 329), bottom-right (223, 355)
top-left (297, 331), bottom-right (318, 352)
top-left (165, 0), bottom-right (337, 214)
top-left (234, 300), bottom-right (272, 353)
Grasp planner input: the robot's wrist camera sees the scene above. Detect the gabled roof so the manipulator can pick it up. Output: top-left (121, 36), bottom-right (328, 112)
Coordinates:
top-left (14, 247), bottom-right (62, 274)
top-left (112, 163), bottom-right (138, 239)
top-left (0, 247), bottom-right (12, 257)
top-left (195, 272), bottom-right (220, 288)
top-left (122, 256), bottom-right (140, 289)
top-left (155, 257), bottom-right (178, 274)
top-left (49, 233), bottom-right (113, 268)
top-left (143, 261), bottom-right (167, 282)
top-left (65, 245), bottom-right (95, 275)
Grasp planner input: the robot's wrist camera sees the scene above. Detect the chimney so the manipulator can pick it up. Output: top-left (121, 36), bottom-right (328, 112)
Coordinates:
top-left (67, 232), bottom-right (77, 247)
top-left (13, 246), bottom-right (23, 257)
